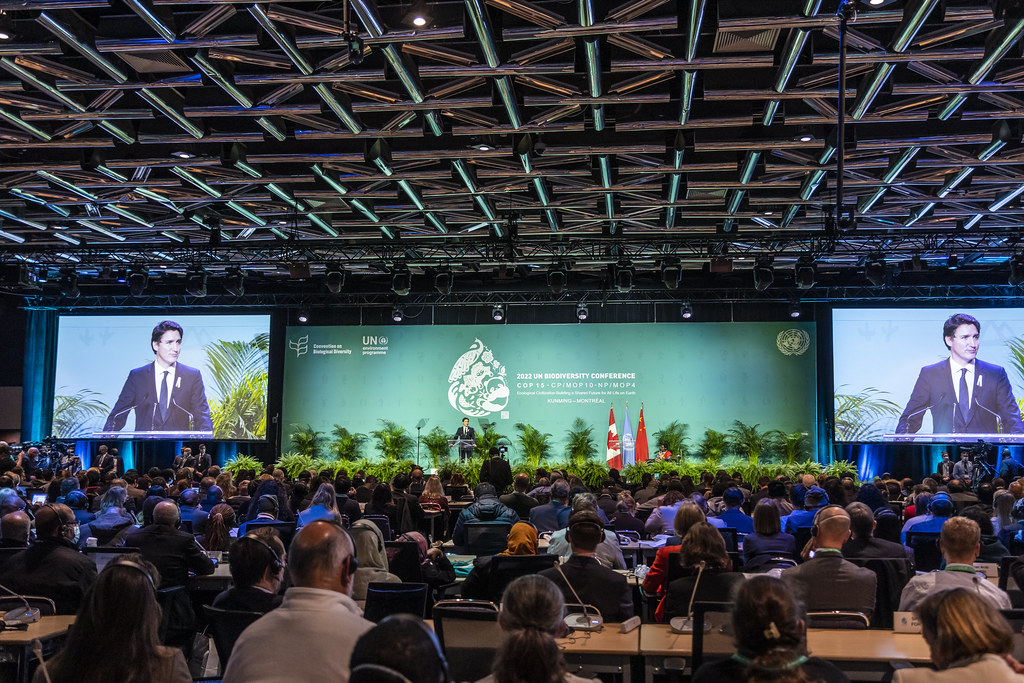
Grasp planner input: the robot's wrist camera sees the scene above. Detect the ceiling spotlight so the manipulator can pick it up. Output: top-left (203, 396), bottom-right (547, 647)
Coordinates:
top-left (753, 263), bottom-right (774, 292)
top-left (392, 268), bottom-right (411, 297)
top-left (662, 262), bottom-right (681, 290)
top-left (434, 270), bottom-right (452, 295)
top-left (392, 305), bottom-right (404, 322)
top-left (789, 300), bottom-right (802, 319)
top-left (492, 304), bottom-right (505, 321)
top-left (297, 308), bottom-right (309, 324)
top-left (128, 270), bottom-right (148, 297)
top-left (224, 269), bottom-right (245, 297)
top-left (680, 301), bottom-right (693, 319)
top-left (186, 269), bottom-right (207, 297)
top-left (1010, 255), bottom-right (1024, 286)
top-left (948, 254), bottom-right (959, 270)
top-left (406, 0), bottom-right (430, 27)
top-left (794, 126), bottom-right (816, 143)
top-left (59, 270), bottom-right (79, 298)
top-left (171, 150), bottom-right (195, 160)
top-left (865, 259), bottom-right (886, 287)
top-left (614, 262), bottom-right (634, 293)
top-left (0, 12), bottom-right (14, 41)
top-left (576, 302), bottom-right (589, 321)
top-left (794, 261), bottom-right (815, 289)
top-left (325, 268), bottom-right (345, 294)
top-left (547, 267), bottom-right (567, 295)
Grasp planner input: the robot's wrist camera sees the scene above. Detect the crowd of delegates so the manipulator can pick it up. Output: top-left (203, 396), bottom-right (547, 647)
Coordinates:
top-left (7, 441), bottom-right (1024, 680)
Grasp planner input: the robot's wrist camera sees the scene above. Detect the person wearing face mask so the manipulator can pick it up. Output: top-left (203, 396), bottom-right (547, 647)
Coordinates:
top-left (0, 503), bottom-right (96, 614)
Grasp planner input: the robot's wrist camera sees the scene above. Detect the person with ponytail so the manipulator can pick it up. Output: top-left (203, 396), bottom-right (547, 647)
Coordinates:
top-left (475, 575), bottom-right (596, 683)
top-left (691, 575), bottom-right (849, 683)
top-left (202, 502), bottom-right (236, 551)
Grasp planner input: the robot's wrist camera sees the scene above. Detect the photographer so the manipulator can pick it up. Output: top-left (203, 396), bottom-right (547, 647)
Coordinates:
top-left (479, 446), bottom-right (512, 494)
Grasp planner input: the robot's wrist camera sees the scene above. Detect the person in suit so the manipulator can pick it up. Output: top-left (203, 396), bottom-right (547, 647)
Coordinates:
top-left (212, 528), bottom-right (286, 613)
top-left (103, 320), bottom-right (213, 434)
top-left (123, 500), bottom-right (215, 588)
top-left (499, 474), bottom-right (539, 521)
top-left (937, 451), bottom-right (954, 482)
top-left (194, 443), bottom-right (212, 474)
top-left (539, 511), bottom-right (634, 622)
top-left (780, 505), bottom-right (877, 627)
top-left (454, 417), bottom-right (475, 461)
top-left (528, 479), bottom-right (571, 533)
top-left (96, 444), bottom-right (118, 476)
top-left (479, 447), bottom-right (513, 493)
top-left (896, 313), bottom-right (1024, 435)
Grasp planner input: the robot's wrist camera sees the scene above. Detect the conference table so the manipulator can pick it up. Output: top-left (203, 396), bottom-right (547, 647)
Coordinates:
top-left (0, 615), bottom-right (75, 683)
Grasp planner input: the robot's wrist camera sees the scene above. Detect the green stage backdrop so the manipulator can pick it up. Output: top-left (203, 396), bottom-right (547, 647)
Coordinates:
top-left (281, 322), bottom-right (817, 461)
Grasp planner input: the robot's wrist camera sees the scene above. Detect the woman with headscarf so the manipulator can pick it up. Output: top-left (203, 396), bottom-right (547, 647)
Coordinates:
top-left (350, 518), bottom-right (401, 600)
top-left (460, 522), bottom-right (538, 601)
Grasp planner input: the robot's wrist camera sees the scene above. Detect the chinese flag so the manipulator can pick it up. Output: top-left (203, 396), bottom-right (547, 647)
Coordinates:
top-left (635, 403), bottom-right (649, 463)
top-left (607, 404), bottom-right (622, 469)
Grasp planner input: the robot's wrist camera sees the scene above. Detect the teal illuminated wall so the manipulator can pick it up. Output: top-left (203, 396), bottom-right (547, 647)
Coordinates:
top-left (281, 322), bottom-right (817, 459)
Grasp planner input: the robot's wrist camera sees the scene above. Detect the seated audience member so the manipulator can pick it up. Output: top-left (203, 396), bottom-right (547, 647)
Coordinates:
top-left (899, 516), bottom-right (1011, 612)
top-left (843, 502), bottom-right (913, 561)
top-left (781, 505), bottom-right (877, 626)
top-left (642, 502), bottom-right (707, 597)
top-left (902, 491), bottom-right (955, 543)
top-left (394, 531), bottom-right (455, 588)
top-left (529, 479), bottom-right (571, 532)
top-left (245, 479), bottom-right (294, 523)
top-left (79, 486), bottom-right (136, 547)
top-left (461, 522), bottom-right (539, 601)
top-left (475, 575), bottom-right (597, 683)
top-left (742, 499), bottom-right (797, 571)
top-left (350, 614), bottom-right (450, 683)
top-left (0, 510), bottom-right (30, 548)
top-left (451, 483), bottom-right (519, 546)
top-left (445, 472), bottom-right (469, 500)
top-left (782, 486), bottom-right (828, 533)
top-left (298, 483), bottom-right (340, 527)
top-left (365, 483), bottom-right (409, 536)
top-left (418, 475), bottom-right (450, 512)
top-left (350, 518), bottom-right (400, 600)
top-left (32, 555), bottom-right (190, 683)
top-left (408, 468), bottom-right (426, 497)
top-left (224, 520), bottom-right (373, 683)
top-left (201, 484), bottom-right (224, 513)
top-left (608, 492), bottom-right (646, 537)
top-left (644, 486), bottom-right (686, 536)
top-left (960, 505), bottom-right (1010, 562)
top-left (64, 490), bottom-right (94, 526)
top-left (993, 490), bottom-right (1016, 537)
top-left (123, 500), bottom-right (214, 588)
top-left (201, 503), bottom-right (236, 552)
top-left (539, 511), bottom-right (634, 622)
top-left (691, 575), bottom-right (849, 683)
top-left (178, 487), bottom-right (209, 534)
top-left (499, 473), bottom-right (539, 521)
top-left (716, 486), bottom-right (753, 535)
top-left (663, 522), bottom-right (746, 623)
top-left (238, 493), bottom-right (281, 536)
top-left (391, 473), bottom-right (425, 534)
top-left (894, 588), bottom-right (1024, 682)
top-left (633, 474), bottom-right (658, 505)
top-left (0, 503), bottom-right (96, 615)
top-left (212, 528), bottom-right (286, 613)
top-left (545, 493), bottom-right (626, 569)
top-left (334, 480), bottom-right (362, 524)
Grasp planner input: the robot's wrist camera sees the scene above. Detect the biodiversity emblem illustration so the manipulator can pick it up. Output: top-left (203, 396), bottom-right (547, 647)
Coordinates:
top-left (448, 339), bottom-right (510, 416)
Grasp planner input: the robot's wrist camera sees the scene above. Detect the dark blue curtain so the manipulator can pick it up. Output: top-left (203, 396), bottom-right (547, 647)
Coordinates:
top-left (21, 309), bottom-right (57, 442)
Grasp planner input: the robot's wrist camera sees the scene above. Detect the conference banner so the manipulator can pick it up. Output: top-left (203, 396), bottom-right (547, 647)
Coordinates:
top-left (281, 322), bottom-right (817, 457)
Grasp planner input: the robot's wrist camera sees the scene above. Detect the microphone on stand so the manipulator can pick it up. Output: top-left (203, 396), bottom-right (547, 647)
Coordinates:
top-left (0, 580), bottom-right (40, 626)
top-left (554, 561), bottom-right (603, 631)
top-left (897, 393), bottom-right (947, 434)
top-left (172, 399), bottom-right (195, 431)
top-left (975, 402), bottom-right (1004, 433)
top-left (670, 560), bottom-right (707, 633)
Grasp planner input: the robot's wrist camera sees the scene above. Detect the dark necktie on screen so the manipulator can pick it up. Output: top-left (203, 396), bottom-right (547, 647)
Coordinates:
top-left (958, 368), bottom-right (970, 426)
top-left (159, 370), bottom-right (169, 422)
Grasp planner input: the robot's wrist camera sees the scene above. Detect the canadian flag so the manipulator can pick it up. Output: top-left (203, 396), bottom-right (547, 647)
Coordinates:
top-left (607, 404), bottom-right (622, 469)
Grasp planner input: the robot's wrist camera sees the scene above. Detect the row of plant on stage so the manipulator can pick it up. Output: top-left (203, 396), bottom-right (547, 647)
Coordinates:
top-left (224, 418), bottom-right (841, 489)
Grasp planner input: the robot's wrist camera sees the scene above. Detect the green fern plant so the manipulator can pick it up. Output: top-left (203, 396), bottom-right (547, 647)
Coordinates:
top-left (771, 430), bottom-right (810, 465)
top-left (833, 386), bottom-right (903, 441)
top-left (729, 420), bottom-right (774, 468)
top-left (475, 423), bottom-right (507, 458)
top-left (565, 418), bottom-right (598, 465)
top-left (223, 454), bottom-right (261, 476)
top-left (697, 428), bottom-right (730, 470)
top-left (204, 333), bottom-right (269, 440)
top-left (515, 423), bottom-right (552, 469)
top-left (652, 421), bottom-right (689, 459)
top-left (329, 425), bottom-right (365, 461)
top-left (420, 426), bottom-right (454, 468)
top-left (289, 424), bottom-right (325, 460)
top-left (370, 419), bottom-right (415, 461)
top-left (275, 452), bottom-right (315, 479)
top-left (51, 388), bottom-right (110, 438)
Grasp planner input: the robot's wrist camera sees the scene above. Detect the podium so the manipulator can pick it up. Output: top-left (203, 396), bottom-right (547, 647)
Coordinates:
top-left (449, 438), bottom-right (474, 462)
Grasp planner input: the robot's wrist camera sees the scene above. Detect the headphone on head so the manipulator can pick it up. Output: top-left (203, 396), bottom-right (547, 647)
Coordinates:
top-left (811, 504), bottom-right (847, 537)
top-left (257, 494), bottom-right (280, 516)
top-left (40, 503), bottom-right (75, 539)
top-left (239, 533), bottom-right (284, 571)
top-left (350, 615), bottom-right (449, 683)
top-left (111, 559), bottom-right (157, 592)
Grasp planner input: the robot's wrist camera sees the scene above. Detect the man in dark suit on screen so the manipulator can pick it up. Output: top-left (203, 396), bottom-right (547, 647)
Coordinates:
top-left (103, 320), bottom-right (213, 434)
top-left (896, 313), bottom-right (1024, 435)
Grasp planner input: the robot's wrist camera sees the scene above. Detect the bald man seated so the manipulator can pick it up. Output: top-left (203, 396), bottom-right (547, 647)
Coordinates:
top-left (224, 520), bottom-right (373, 683)
top-left (780, 505), bottom-right (877, 628)
top-left (0, 510), bottom-right (30, 548)
top-left (123, 499), bottom-right (214, 588)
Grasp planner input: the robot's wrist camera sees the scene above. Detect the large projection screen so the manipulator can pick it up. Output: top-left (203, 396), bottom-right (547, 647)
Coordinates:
top-left (282, 322), bottom-right (817, 460)
top-left (53, 314), bottom-right (270, 441)
top-left (833, 308), bottom-right (1024, 444)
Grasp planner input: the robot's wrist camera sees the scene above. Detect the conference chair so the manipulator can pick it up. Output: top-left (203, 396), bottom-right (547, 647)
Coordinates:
top-left (847, 557), bottom-right (912, 629)
top-left (363, 582), bottom-right (429, 622)
top-left (717, 527), bottom-right (738, 552)
top-left (432, 599), bottom-right (501, 682)
top-left (690, 601), bottom-right (734, 672)
top-left (481, 554), bottom-right (559, 603)
top-left (362, 515), bottom-right (393, 542)
top-left (243, 520), bottom-right (297, 548)
top-left (463, 521), bottom-right (512, 556)
top-left (806, 610), bottom-right (871, 629)
top-left (0, 596), bottom-right (55, 617)
top-left (384, 540), bottom-right (423, 583)
top-left (792, 526), bottom-right (814, 560)
top-left (202, 605), bottom-right (264, 674)
top-left (904, 531), bottom-right (942, 572)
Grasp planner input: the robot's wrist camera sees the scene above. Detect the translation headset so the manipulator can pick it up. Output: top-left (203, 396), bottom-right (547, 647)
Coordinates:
top-left (40, 504), bottom-right (75, 539)
top-left (350, 614), bottom-right (449, 683)
top-left (238, 533), bottom-right (284, 571)
top-left (111, 559), bottom-right (157, 592)
top-left (258, 494), bottom-right (280, 516)
top-left (810, 504), bottom-right (847, 537)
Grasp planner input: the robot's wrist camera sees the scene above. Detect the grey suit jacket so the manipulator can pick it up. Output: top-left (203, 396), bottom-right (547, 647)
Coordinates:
top-left (781, 553), bottom-right (877, 619)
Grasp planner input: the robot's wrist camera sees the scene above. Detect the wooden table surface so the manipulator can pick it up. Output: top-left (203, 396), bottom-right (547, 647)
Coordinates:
top-left (0, 616), bottom-right (75, 645)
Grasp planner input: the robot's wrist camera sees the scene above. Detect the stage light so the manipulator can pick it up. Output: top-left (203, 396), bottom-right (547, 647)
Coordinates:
top-left (865, 259), bottom-right (886, 287)
top-left (753, 264), bottom-right (774, 292)
top-left (434, 270), bottom-right (452, 295)
top-left (325, 268), bottom-right (345, 294)
top-left (406, 0), bottom-right (430, 27)
top-left (224, 269), bottom-right (244, 297)
top-left (614, 262), bottom-right (633, 293)
top-left (186, 269), bottom-right (207, 297)
top-left (297, 308), bottom-right (309, 324)
top-left (59, 270), bottom-right (79, 298)
top-left (392, 305), bottom-right (404, 322)
top-left (1010, 256), bottom-right (1024, 286)
top-left (576, 302), bottom-right (589, 321)
top-left (789, 300), bottom-right (802, 318)
top-left (547, 267), bottom-right (566, 295)
top-left (795, 262), bottom-right (815, 289)
top-left (661, 263), bottom-right (681, 290)
top-left (128, 270), bottom-right (148, 297)
top-left (492, 304), bottom-right (505, 321)
top-left (392, 269), bottom-right (411, 296)
top-left (948, 254), bottom-right (959, 270)
top-left (0, 12), bottom-right (14, 41)
top-left (680, 301), bottom-right (693, 319)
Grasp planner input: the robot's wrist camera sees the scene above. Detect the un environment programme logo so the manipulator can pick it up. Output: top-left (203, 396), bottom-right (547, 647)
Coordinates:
top-left (289, 335), bottom-right (309, 358)
top-left (776, 329), bottom-right (811, 356)
top-left (448, 339), bottom-right (510, 417)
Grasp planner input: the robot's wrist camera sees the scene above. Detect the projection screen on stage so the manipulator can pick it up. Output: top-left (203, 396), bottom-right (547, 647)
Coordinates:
top-left (833, 308), bottom-right (1024, 444)
top-left (53, 314), bottom-right (270, 441)
top-left (281, 322), bottom-right (817, 461)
